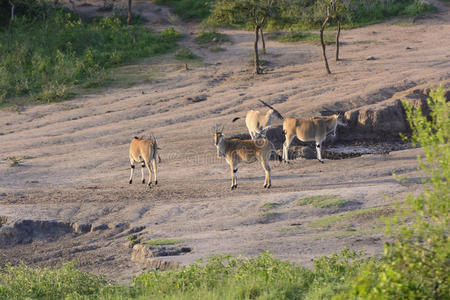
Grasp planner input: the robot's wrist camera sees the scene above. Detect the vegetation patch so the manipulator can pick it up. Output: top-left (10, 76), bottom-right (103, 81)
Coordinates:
top-left (259, 202), bottom-right (280, 211)
top-left (0, 262), bottom-right (106, 299)
top-left (195, 31), bottom-right (230, 45)
top-left (145, 238), bottom-right (184, 247)
top-left (127, 234), bottom-right (141, 248)
top-left (297, 195), bottom-right (349, 208)
top-left (5, 155), bottom-right (33, 167)
top-left (175, 47), bottom-right (199, 60)
top-left (0, 5), bottom-right (181, 106)
top-left (308, 206), bottom-right (393, 231)
top-left (0, 250), bottom-right (371, 299)
top-left (269, 31), bottom-right (334, 45)
top-left (209, 46), bottom-right (226, 53)
top-left (152, 0), bottom-right (211, 21)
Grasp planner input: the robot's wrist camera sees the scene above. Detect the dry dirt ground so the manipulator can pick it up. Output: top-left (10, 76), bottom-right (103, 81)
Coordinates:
top-left (0, 1), bottom-right (449, 282)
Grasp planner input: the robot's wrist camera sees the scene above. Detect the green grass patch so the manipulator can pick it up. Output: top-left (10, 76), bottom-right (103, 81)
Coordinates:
top-left (174, 47), bottom-right (199, 60)
top-left (195, 31), bottom-right (230, 45)
top-left (260, 202), bottom-right (280, 211)
top-left (269, 31), bottom-right (335, 45)
top-left (0, 6), bottom-right (182, 106)
top-left (127, 234), bottom-right (141, 247)
top-left (0, 262), bottom-right (106, 299)
top-left (308, 206), bottom-right (393, 231)
top-left (152, 0), bottom-right (211, 21)
top-left (0, 250), bottom-right (372, 299)
top-left (296, 195), bottom-right (349, 208)
top-left (145, 238), bottom-right (184, 247)
top-left (209, 46), bottom-right (226, 53)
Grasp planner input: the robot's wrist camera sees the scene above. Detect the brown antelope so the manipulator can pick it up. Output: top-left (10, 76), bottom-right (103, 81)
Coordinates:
top-left (214, 125), bottom-right (274, 190)
top-left (129, 136), bottom-right (158, 186)
top-left (282, 114), bottom-right (343, 163)
top-left (233, 100), bottom-right (283, 139)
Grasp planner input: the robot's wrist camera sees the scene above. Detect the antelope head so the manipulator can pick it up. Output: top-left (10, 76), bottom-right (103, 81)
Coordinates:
top-left (213, 124), bottom-right (225, 157)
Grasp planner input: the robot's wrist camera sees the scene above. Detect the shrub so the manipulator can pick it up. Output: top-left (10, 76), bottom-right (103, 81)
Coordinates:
top-left (152, 0), bottom-right (212, 21)
top-left (0, 262), bottom-right (106, 299)
top-left (339, 86), bottom-right (449, 299)
top-left (195, 31), bottom-right (230, 45)
top-left (0, 7), bottom-right (182, 105)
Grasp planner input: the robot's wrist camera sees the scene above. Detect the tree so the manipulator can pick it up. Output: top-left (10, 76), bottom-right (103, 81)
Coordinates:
top-left (127, 0), bottom-right (132, 25)
top-left (210, 0), bottom-right (280, 74)
top-left (318, 0), bottom-right (345, 74)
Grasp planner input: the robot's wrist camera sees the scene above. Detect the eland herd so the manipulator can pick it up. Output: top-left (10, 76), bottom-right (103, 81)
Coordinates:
top-left (129, 101), bottom-right (345, 190)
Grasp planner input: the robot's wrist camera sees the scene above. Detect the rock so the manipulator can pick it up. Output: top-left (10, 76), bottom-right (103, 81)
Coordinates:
top-left (131, 244), bottom-right (154, 261)
top-left (339, 88), bottom-right (436, 141)
top-left (128, 226), bottom-right (146, 234)
top-left (91, 224), bottom-right (109, 232)
top-left (186, 94), bottom-right (207, 103)
top-left (366, 56), bottom-right (376, 60)
top-left (212, 37), bottom-right (218, 43)
top-left (72, 223), bottom-right (92, 233)
top-left (131, 244), bottom-right (183, 270)
top-left (1, 219), bottom-right (73, 248)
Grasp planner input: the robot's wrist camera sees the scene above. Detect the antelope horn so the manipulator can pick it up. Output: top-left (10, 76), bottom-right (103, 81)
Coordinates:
top-left (259, 100), bottom-right (284, 120)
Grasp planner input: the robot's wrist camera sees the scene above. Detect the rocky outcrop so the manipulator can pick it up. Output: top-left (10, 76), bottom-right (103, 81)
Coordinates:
top-left (131, 244), bottom-right (191, 270)
top-left (0, 218), bottom-right (94, 248)
top-left (338, 88), bottom-right (445, 141)
top-left (0, 219), bottom-right (73, 248)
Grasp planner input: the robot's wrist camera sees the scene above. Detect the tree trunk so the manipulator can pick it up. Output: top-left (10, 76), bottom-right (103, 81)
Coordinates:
top-left (254, 24), bottom-right (261, 74)
top-left (260, 17), bottom-right (266, 54)
top-left (127, 0), bottom-right (132, 26)
top-left (336, 15), bottom-right (341, 61)
top-left (259, 26), bottom-right (266, 55)
top-left (8, 0), bottom-right (15, 23)
top-left (320, 16), bottom-right (331, 74)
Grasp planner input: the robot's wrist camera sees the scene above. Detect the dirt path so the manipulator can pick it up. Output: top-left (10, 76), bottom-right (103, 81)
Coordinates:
top-left (0, 1), bottom-right (449, 282)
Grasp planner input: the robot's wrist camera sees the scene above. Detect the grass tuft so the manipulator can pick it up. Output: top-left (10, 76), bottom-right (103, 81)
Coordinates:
top-left (175, 48), bottom-right (199, 60)
top-left (296, 195), bottom-right (349, 208)
top-left (195, 31), bottom-right (230, 45)
top-left (308, 206), bottom-right (393, 231)
top-left (145, 238), bottom-right (184, 247)
top-left (260, 202), bottom-right (280, 211)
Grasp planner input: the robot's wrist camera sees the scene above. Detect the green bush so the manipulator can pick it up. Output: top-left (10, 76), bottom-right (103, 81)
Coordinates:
top-left (152, 0), bottom-right (212, 21)
top-left (195, 31), bottom-right (230, 44)
top-left (0, 262), bottom-right (107, 299)
top-left (0, 251), bottom-right (371, 299)
top-left (175, 47), bottom-right (198, 60)
top-left (338, 86), bottom-right (449, 299)
top-left (0, 7), bottom-right (182, 105)
top-left (206, 0), bottom-right (434, 30)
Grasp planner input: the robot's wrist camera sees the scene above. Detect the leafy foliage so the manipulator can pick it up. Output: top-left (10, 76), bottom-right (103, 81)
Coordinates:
top-left (208, 0), bottom-right (281, 28)
top-left (0, 5), bottom-right (181, 105)
top-left (0, 262), bottom-right (106, 299)
top-left (0, 250), bottom-right (374, 299)
top-left (145, 238), bottom-right (185, 246)
top-left (339, 86), bottom-right (449, 299)
top-left (195, 31), bottom-right (230, 44)
top-left (157, 0), bottom-right (435, 29)
top-left (152, 0), bottom-right (212, 21)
